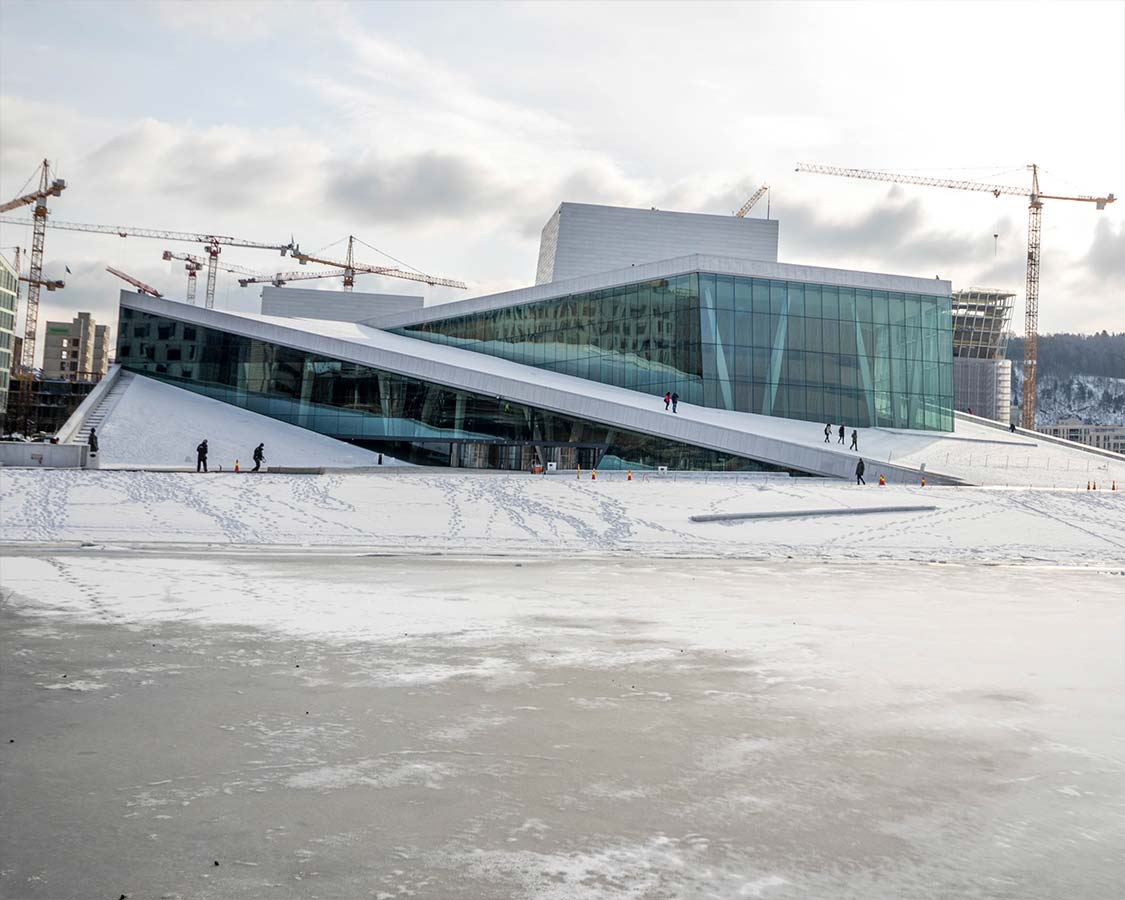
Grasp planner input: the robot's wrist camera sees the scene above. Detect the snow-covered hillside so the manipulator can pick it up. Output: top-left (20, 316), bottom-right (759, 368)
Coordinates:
top-left (1026, 370), bottom-right (1125, 426)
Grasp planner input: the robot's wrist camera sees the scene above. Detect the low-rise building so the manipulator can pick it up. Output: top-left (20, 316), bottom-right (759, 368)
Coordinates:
top-left (41, 312), bottom-right (111, 380)
top-left (1039, 418), bottom-right (1125, 455)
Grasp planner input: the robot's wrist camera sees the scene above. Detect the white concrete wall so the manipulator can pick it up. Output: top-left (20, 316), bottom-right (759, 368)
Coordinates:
top-left (537, 203), bottom-right (779, 284)
top-left (0, 441), bottom-right (87, 468)
top-left (260, 286), bottom-right (424, 323)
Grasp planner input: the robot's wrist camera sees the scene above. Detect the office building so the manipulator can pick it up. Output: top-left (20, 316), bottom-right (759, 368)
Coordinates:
top-left (41, 312), bottom-right (111, 380)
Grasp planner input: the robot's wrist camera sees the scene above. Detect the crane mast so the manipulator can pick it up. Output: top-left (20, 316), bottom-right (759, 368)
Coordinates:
top-left (796, 162), bottom-right (1115, 429)
top-left (1, 160), bottom-right (67, 369)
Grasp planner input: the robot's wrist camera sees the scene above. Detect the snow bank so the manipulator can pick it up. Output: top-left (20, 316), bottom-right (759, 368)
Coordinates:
top-left (2, 468), bottom-right (1123, 565)
top-left (95, 373), bottom-right (406, 469)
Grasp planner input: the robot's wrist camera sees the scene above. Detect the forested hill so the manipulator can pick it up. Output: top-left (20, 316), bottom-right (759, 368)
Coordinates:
top-left (1006, 332), bottom-right (1125, 379)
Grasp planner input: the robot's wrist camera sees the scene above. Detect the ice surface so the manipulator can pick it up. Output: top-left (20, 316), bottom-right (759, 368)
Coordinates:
top-left (94, 372), bottom-right (407, 469)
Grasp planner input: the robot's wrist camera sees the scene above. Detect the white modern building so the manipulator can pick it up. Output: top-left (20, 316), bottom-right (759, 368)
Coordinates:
top-left (536, 202), bottom-right (779, 284)
top-left (112, 197), bottom-right (959, 479)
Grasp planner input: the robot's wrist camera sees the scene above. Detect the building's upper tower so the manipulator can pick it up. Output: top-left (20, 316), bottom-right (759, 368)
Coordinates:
top-left (535, 202), bottom-right (779, 285)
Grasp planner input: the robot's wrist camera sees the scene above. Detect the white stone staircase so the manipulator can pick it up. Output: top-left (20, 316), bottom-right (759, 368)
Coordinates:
top-left (71, 370), bottom-right (134, 446)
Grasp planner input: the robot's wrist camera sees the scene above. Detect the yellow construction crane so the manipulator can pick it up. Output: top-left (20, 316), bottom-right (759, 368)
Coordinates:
top-left (290, 235), bottom-right (468, 291)
top-left (162, 250), bottom-right (263, 304)
top-left (0, 159), bottom-right (66, 369)
top-left (0, 214), bottom-right (298, 310)
top-left (796, 162), bottom-right (1116, 428)
top-left (735, 184), bottom-right (769, 218)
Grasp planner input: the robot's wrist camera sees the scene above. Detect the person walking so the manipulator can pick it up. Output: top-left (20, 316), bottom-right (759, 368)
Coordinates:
top-left (671, 391), bottom-right (679, 413)
top-left (837, 424), bottom-right (845, 444)
top-left (856, 458), bottom-right (866, 485)
top-left (87, 427), bottom-right (99, 455)
top-left (850, 429), bottom-right (858, 451)
top-left (824, 423), bottom-right (831, 443)
top-left (663, 391), bottom-right (671, 411)
top-left (196, 439), bottom-right (208, 473)
top-left (1009, 422), bottom-right (1016, 433)
top-left (252, 442), bottom-right (265, 473)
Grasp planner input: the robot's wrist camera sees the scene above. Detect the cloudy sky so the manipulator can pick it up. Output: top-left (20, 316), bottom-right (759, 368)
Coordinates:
top-left (2, 0), bottom-right (1122, 361)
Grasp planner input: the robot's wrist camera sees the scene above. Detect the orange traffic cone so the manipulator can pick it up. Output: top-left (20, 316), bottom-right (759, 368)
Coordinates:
top-left (878, 474), bottom-right (886, 486)
top-left (235, 459), bottom-right (240, 473)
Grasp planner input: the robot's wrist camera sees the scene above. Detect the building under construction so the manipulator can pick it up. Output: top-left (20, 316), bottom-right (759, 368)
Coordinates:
top-left (951, 288), bottom-right (1015, 423)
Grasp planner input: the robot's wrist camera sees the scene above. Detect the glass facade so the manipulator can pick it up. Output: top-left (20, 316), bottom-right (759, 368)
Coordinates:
top-left (396, 272), bottom-right (954, 431)
top-left (0, 254), bottom-right (18, 415)
top-left (116, 307), bottom-right (805, 473)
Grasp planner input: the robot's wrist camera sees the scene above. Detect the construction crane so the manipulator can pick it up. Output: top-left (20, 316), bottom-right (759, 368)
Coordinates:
top-left (106, 266), bottom-right (163, 298)
top-left (0, 159), bottom-right (67, 369)
top-left (237, 268), bottom-right (350, 289)
top-left (795, 162), bottom-right (1116, 428)
top-left (291, 235), bottom-right (467, 291)
top-left (161, 250), bottom-right (263, 304)
top-left (735, 184), bottom-right (769, 218)
top-left (0, 214), bottom-right (298, 310)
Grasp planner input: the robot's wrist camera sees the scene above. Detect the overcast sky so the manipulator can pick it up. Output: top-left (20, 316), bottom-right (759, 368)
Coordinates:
top-left (2, 0), bottom-right (1122, 361)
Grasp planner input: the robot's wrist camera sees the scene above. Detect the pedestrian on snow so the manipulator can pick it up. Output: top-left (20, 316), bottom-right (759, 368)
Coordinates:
top-left (664, 391), bottom-right (671, 411)
top-left (87, 427), bottom-right (98, 455)
top-left (196, 439), bottom-right (208, 473)
top-left (824, 423), bottom-right (831, 443)
top-left (252, 443), bottom-right (265, 473)
top-left (850, 429), bottom-right (858, 451)
top-left (837, 424), bottom-right (845, 444)
top-left (1009, 422), bottom-right (1016, 433)
top-left (856, 458), bottom-right (866, 485)
top-left (671, 392), bottom-right (679, 413)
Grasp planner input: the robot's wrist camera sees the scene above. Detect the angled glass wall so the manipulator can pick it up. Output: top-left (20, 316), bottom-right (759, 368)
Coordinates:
top-left (115, 307), bottom-right (802, 473)
top-left (395, 272), bottom-right (954, 431)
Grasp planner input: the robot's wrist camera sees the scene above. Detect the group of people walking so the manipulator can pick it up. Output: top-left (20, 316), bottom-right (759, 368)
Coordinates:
top-left (824, 422), bottom-right (859, 451)
top-left (194, 440), bottom-right (265, 473)
top-left (823, 423), bottom-right (865, 484)
top-left (662, 391), bottom-right (680, 413)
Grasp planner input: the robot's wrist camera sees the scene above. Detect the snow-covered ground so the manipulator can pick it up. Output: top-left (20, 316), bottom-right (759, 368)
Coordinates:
top-left (2, 468), bottom-right (1124, 565)
top-left (94, 372), bottom-right (407, 469)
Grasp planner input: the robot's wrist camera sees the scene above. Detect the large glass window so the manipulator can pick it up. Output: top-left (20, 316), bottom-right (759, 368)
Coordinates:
top-left (117, 308), bottom-right (803, 472)
top-left (395, 271), bottom-right (953, 431)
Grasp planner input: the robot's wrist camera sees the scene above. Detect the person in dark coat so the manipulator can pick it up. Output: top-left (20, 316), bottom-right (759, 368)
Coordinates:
top-left (824, 423), bottom-right (831, 443)
top-left (837, 424), bottom-right (845, 444)
top-left (663, 391), bottom-right (671, 411)
top-left (1009, 422), bottom-right (1016, 433)
top-left (252, 443), bottom-right (265, 472)
top-left (87, 427), bottom-right (98, 455)
top-left (850, 429), bottom-right (858, 451)
top-left (196, 439), bottom-right (208, 473)
top-left (671, 392), bottom-right (679, 413)
top-left (856, 458), bottom-right (866, 485)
